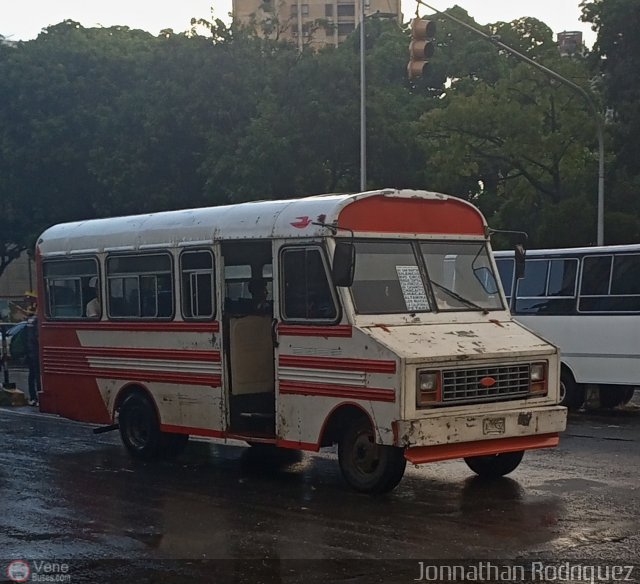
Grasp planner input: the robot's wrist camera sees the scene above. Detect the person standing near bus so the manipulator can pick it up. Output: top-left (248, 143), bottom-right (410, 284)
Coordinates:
top-left (25, 308), bottom-right (41, 406)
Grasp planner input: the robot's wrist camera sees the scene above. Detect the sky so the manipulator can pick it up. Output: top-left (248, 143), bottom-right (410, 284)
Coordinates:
top-left (0, 1), bottom-right (596, 45)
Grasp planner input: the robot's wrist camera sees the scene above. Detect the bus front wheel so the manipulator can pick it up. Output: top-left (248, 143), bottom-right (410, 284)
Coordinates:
top-left (464, 450), bottom-right (524, 478)
top-left (338, 418), bottom-right (406, 494)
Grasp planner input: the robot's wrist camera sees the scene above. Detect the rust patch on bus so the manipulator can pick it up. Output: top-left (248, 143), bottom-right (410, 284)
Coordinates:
top-left (518, 412), bottom-right (532, 427)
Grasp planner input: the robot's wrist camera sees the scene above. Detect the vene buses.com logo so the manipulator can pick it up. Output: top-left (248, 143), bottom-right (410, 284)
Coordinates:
top-left (6, 560), bottom-right (31, 583)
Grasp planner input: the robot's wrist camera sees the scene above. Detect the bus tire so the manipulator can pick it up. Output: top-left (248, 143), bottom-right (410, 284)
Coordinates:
top-left (598, 386), bottom-right (632, 409)
top-left (621, 387), bottom-right (636, 406)
top-left (560, 370), bottom-right (584, 410)
top-left (464, 450), bottom-right (524, 478)
top-left (119, 393), bottom-right (163, 460)
top-left (338, 418), bottom-right (406, 494)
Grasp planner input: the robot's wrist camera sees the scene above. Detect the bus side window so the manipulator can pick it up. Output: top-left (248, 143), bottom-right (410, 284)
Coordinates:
top-left (106, 254), bottom-right (173, 319)
top-left (281, 247), bottom-right (338, 321)
top-left (181, 250), bottom-right (214, 320)
top-left (43, 259), bottom-right (99, 320)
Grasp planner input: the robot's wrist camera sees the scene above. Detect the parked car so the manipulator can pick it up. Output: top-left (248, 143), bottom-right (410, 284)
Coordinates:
top-left (4, 321), bottom-right (28, 366)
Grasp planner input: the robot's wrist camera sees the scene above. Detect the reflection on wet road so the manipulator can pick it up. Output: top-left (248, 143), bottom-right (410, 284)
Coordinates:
top-left (0, 401), bottom-right (638, 581)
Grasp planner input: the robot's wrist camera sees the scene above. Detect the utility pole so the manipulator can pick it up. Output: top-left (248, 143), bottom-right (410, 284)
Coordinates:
top-left (360, 0), bottom-right (368, 191)
top-left (416, 0), bottom-right (606, 245)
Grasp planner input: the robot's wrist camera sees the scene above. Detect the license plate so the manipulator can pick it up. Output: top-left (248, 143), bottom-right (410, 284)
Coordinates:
top-left (483, 417), bottom-right (506, 435)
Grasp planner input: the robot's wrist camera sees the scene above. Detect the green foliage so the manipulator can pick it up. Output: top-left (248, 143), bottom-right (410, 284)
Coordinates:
top-left (581, 0), bottom-right (640, 198)
top-left (0, 4), bottom-right (636, 280)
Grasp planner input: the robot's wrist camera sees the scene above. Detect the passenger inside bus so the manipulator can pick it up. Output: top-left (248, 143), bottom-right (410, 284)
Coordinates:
top-left (85, 277), bottom-right (100, 318)
top-left (247, 278), bottom-right (272, 314)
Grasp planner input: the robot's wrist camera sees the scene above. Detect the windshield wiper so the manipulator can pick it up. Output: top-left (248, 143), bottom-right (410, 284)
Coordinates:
top-left (430, 280), bottom-right (489, 315)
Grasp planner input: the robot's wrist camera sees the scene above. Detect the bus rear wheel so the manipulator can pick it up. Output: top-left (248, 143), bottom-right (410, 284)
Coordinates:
top-left (119, 393), bottom-right (189, 460)
top-left (464, 450), bottom-right (524, 478)
top-left (119, 393), bottom-right (162, 459)
top-left (338, 418), bottom-right (406, 494)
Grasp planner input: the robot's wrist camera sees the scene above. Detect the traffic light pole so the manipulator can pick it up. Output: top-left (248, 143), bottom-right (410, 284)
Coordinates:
top-left (416, 0), bottom-right (605, 246)
top-left (360, 0), bottom-right (367, 191)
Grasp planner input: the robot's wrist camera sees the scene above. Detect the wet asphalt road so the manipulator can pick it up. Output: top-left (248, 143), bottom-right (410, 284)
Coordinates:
top-left (1, 370), bottom-right (639, 583)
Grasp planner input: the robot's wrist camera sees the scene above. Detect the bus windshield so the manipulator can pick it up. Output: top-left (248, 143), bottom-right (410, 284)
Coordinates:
top-left (351, 240), bottom-right (503, 314)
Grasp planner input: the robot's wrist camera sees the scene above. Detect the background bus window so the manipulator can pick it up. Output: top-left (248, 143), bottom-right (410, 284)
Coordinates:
top-left (547, 259), bottom-right (578, 297)
top-left (580, 254), bottom-right (640, 312)
top-left (515, 258), bottom-right (578, 314)
top-left (181, 250), bottom-right (214, 320)
top-left (107, 254), bottom-right (173, 319)
top-left (495, 259), bottom-right (514, 304)
top-left (281, 247), bottom-right (337, 321)
top-left (43, 259), bottom-right (98, 319)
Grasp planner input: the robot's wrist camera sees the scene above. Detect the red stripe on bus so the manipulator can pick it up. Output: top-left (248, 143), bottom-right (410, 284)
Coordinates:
top-left (41, 321), bottom-right (220, 333)
top-left (404, 433), bottom-right (560, 464)
top-left (160, 425), bottom-right (319, 452)
top-left (161, 424), bottom-right (226, 438)
top-left (43, 346), bottom-right (220, 362)
top-left (279, 355), bottom-right (396, 373)
top-left (279, 381), bottom-right (395, 402)
top-left (277, 324), bottom-right (353, 337)
top-left (43, 367), bottom-right (222, 387)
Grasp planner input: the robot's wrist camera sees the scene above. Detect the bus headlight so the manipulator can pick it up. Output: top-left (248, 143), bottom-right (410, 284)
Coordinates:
top-left (529, 362), bottom-right (547, 395)
top-left (416, 371), bottom-right (441, 406)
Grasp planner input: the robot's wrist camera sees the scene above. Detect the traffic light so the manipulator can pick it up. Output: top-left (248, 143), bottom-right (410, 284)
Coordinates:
top-left (408, 18), bottom-right (436, 80)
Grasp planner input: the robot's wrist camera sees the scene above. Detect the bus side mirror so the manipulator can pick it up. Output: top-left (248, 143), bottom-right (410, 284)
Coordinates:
top-left (333, 242), bottom-right (355, 287)
top-left (515, 243), bottom-right (526, 279)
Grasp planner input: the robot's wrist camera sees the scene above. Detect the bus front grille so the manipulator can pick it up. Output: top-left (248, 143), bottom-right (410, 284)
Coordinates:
top-left (442, 364), bottom-right (530, 404)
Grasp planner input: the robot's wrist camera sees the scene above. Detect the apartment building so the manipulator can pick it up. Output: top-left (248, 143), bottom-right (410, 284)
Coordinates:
top-left (232, 0), bottom-right (402, 49)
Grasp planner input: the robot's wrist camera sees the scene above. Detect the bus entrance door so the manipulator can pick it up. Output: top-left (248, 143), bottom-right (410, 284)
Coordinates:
top-left (221, 241), bottom-right (275, 437)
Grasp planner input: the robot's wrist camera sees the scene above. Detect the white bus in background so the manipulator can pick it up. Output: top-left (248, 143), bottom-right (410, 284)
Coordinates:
top-left (494, 245), bottom-right (640, 410)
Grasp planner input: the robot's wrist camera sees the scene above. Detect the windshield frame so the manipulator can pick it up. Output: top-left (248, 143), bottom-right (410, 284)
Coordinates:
top-left (348, 237), bottom-right (505, 316)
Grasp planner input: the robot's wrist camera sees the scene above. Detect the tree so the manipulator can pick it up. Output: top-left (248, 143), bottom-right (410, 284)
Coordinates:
top-left (580, 0), bottom-right (640, 241)
top-left (413, 14), bottom-right (605, 246)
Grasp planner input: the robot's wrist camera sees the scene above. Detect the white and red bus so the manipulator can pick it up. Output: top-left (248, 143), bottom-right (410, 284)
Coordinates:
top-left (36, 189), bottom-right (566, 493)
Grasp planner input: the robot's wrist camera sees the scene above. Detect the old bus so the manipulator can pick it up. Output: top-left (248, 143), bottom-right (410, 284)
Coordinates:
top-left (36, 189), bottom-right (567, 493)
top-left (495, 245), bottom-right (640, 410)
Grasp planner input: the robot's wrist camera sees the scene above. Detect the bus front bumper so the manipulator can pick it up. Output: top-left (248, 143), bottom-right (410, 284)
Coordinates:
top-left (396, 405), bottom-right (567, 464)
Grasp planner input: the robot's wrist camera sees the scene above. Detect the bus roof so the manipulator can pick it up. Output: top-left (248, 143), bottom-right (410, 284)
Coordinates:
top-left (494, 243), bottom-right (640, 258)
top-left (37, 189), bottom-right (487, 257)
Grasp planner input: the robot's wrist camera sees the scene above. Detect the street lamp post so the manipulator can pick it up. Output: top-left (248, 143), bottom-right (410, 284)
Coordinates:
top-left (360, 0), bottom-right (367, 192)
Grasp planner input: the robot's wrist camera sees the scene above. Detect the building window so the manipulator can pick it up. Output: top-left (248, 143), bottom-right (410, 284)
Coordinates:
top-left (291, 4), bottom-right (309, 16)
top-left (337, 22), bottom-right (355, 35)
top-left (325, 4), bottom-right (334, 17)
top-left (337, 4), bottom-right (355, 17)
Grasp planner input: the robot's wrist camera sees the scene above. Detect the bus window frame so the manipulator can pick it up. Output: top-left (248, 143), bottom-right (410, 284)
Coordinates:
top-left (179, 248), bottom-right (215, 321)
top-left (279, 243), bottom-right (341, 325)
top-left (106, 252), bottom-right (175, 321)
top-left (578, 252), bottom-right (640, 314)
top-left (42, 256), bottom-right (100, 321)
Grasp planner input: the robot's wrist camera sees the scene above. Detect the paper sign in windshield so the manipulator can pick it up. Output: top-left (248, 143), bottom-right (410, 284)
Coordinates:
top-left (396, 265), bottom-right (429, 311)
